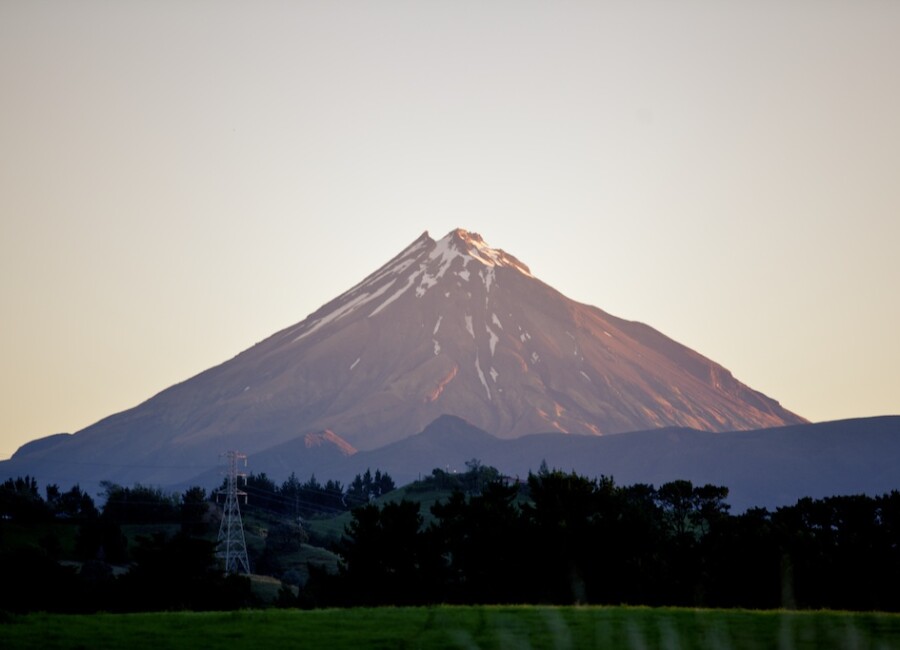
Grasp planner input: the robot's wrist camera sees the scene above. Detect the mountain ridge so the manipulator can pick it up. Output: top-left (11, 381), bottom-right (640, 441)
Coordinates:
top-left (300, 414), bottom-right (900, 511)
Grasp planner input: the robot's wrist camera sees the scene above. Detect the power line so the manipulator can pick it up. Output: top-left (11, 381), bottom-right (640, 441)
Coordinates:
top-left (216, 451), bottom-right (250, 575)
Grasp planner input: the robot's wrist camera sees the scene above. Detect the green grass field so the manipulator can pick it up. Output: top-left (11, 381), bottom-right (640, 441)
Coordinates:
top-left (3, 606), bottom-right (899, 650)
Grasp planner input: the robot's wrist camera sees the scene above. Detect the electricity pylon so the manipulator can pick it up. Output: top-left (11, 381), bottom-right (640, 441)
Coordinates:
top-left (216, 451), bottom-right (250, 574)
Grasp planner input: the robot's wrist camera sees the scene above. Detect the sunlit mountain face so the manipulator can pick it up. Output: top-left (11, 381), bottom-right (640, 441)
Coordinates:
top-left (250, 227), bottom-right (804, 448)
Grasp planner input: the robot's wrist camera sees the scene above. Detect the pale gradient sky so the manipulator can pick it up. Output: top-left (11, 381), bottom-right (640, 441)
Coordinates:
top-left (1, 1), bottom-right (898, 460)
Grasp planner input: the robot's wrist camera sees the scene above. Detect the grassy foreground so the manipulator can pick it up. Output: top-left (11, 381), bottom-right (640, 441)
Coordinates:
top-left (2, 606), bottom-right (899, 650)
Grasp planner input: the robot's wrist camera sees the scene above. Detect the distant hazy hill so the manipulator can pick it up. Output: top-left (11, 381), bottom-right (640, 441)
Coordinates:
top-left (156, 414), bottom-right (900, 512)
top-left (304, 415), bottom-right (900, 511)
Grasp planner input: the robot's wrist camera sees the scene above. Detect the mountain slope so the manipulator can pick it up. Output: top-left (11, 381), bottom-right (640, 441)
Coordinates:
top-left (2, 228), bottom-right (804, 489)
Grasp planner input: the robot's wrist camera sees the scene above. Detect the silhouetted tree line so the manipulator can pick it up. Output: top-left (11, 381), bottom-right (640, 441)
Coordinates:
top-left (346, 468), bottom-right (397, 507)
top-left (0, 479), bottom-right (253, 612)
top-left (236, 469), bottom-right (396, 519)
top-left (408, 458), bottom-right (502, 495)
top-left (303, 467), bottom-right (900, 612)
top-left (1, 476), bottom-right (97, 522)
top-left (1, 530), bottom-right (253, 613)
top-left (1, 468), bottom-right (398, 613)
top-left (4, 467), bottom-right (899, 613)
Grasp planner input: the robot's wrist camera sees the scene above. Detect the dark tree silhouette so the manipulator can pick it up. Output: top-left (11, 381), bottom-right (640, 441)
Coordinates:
top-left (430, 480), bottom-right (525, 603)
top-left (338, 499), bottom-right (426, 605)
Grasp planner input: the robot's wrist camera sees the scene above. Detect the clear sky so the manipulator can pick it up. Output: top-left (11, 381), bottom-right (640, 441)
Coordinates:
top-left (1, 1), bottom-right (898, 460)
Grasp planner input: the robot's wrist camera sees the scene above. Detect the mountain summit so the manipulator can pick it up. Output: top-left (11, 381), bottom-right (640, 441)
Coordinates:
top-left (4, 228), bottom-right (805, 488)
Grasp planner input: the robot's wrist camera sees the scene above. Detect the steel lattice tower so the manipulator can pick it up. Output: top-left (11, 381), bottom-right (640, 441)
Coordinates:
top-left (216, 451), bottom-right (250, 574)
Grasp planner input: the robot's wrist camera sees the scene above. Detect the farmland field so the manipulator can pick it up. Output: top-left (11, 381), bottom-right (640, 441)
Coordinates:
top-left (3, 605), bottom-right (900, 650)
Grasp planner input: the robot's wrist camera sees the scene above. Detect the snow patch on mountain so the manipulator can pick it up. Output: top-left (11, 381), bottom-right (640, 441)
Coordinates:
top-left (344, 234), bottom-right (428, 295)
top-left (370, 273), bottom-right (419, 316)
top-left (475, 354), bottom-right (491, 401)
top-left (362, 256), bottom-right (415, 290)
top-left (426, 233), bottom-right (467, 281)
top-left (307, 229), bottom-right (535, 335)
top-left (294, 279), bottom-right (398, 341)
top-left (416, 272), bottom-right (439, 297)
top-left (483, 267), bottom-right (495, 293)
top-left (486, 326), bottom-right (499, 356)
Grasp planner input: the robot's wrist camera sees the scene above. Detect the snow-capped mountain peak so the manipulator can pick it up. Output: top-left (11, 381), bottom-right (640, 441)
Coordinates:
top-left (287, 229), bottom-right (532, 342)
top-left (439, 228), bottom-right (533, 277)
top-left (6, 228), bottom-right (806, 490)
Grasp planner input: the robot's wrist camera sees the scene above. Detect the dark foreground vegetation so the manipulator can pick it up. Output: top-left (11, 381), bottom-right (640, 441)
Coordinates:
top-left (309, 466), bottom-right (900, 611)
top-left (2, 464), bottom-right (899, 614)
top-left (4, 606), bottom-right (900, 650)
